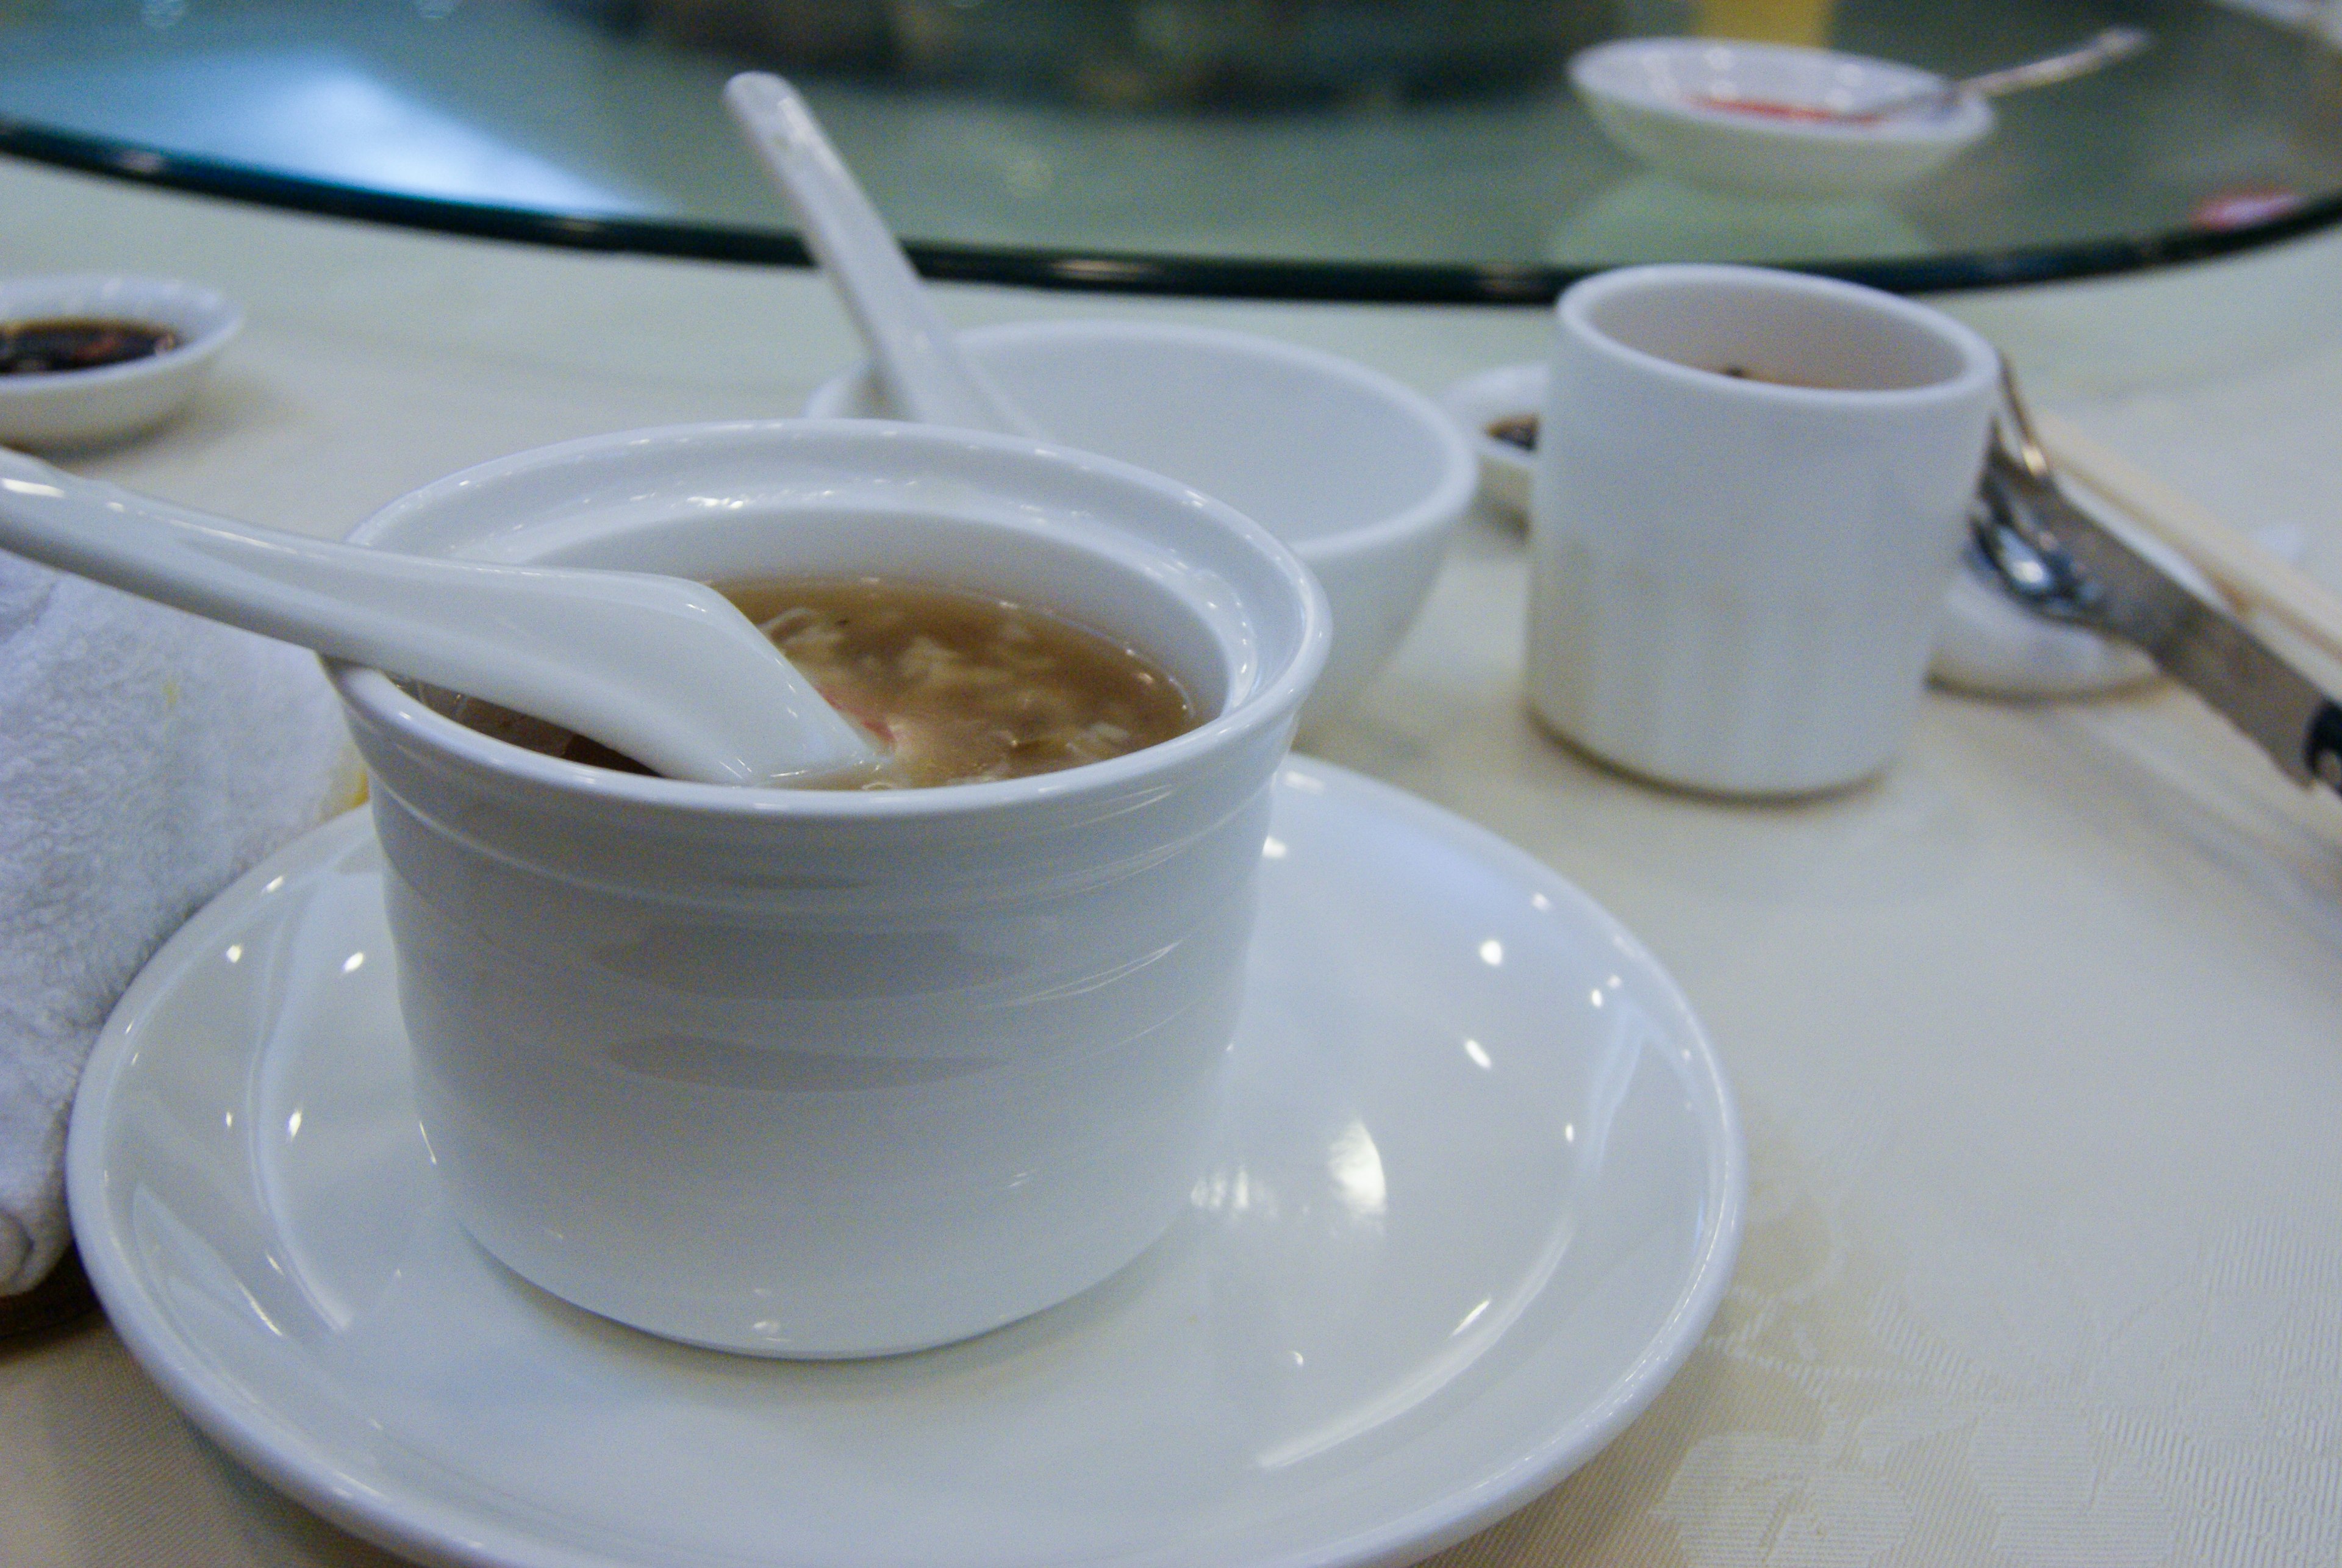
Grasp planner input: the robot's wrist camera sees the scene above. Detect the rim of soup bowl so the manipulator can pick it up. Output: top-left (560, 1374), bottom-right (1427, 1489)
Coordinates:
top-left (331, 418), bottom-right (1330, 819)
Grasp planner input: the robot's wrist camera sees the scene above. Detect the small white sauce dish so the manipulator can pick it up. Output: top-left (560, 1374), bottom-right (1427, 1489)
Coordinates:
top-left (1570, 38), bottom-right (1994, 199)
top-left (808, 320), bottom-right (1476, 724)
top-left (1437, 361), bottom-right (1545, 521)
top-left (0, 274), bottom-right (242, 450)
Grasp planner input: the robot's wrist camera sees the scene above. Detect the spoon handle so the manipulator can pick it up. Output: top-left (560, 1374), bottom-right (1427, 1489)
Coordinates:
top-left (1960, 25), bottom-right (2149, 99)
top-left (1857, 25), bottom-right (2149, 120)
top-left (0, 450), bottom-right (876, 787)
top-left (725, 73), bottom-right (1031, 437)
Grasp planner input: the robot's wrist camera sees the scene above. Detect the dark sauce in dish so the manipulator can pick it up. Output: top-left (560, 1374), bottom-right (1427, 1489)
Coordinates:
top-left (1486, 413), bottom-right (1538, 451)
top-left (1, 318), bottom-right (180, 376)
top-left (1485, 362), bottom-right (1821, 454)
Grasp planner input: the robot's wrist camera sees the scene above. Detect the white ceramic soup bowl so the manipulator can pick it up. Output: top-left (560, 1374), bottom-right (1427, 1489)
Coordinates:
top-left (806, 320), bottom-right (1475, 725)
top-left (0, 274), bottom-right (242, 449)
top-left (332, 420), bottom-right (1328, 1357)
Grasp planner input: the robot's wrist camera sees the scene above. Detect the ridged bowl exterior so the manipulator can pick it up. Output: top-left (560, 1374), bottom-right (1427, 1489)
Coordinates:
top-left (335, 420), bottom-right (1327, 1354)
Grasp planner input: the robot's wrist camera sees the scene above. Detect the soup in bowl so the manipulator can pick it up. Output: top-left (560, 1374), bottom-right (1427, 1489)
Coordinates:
top-left (332, 419), bottom-right (1328, 1356)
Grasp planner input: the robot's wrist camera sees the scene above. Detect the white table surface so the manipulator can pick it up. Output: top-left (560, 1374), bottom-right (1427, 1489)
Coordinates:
top-left (3, 155), bottom-right (2341, 1567)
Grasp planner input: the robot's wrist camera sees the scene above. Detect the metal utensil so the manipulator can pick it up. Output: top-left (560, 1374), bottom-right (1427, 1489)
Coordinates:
top-left (1862, 26), bottom-right (2150, 121)
top-left (1971, 372), bottom-right (2342, 792)
top-left (0, 451), bottom-right (881, 788)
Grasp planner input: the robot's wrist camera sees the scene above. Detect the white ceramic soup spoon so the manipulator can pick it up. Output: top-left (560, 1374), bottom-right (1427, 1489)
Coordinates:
top-left (724, 73), bottom-right (1032, 438)
top-left (0, 451), bottom-right (880, 787)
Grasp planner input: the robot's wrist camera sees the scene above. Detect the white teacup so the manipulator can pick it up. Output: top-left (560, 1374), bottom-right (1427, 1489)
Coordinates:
top-left (332, 420), bottom-right (1328, 1356)
top-left (1525, 265), bottom-right (1998, 795)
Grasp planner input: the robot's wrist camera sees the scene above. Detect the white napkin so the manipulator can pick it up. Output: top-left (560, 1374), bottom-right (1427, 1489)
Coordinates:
top-left (1, 550), bottom-right (357, 1294)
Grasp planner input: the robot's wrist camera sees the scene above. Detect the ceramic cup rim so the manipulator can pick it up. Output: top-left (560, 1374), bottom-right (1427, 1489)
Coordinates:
top-left (331, 418), bottom-right (1330, 822)
top-left (1558, 263), bottom-right (2001, 411)
top-left (802, 318), bottom-right (1478, 575)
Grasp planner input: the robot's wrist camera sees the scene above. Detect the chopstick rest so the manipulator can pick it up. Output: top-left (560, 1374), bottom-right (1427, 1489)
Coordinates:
top-left (0, 550), bottom-right (358, 1297)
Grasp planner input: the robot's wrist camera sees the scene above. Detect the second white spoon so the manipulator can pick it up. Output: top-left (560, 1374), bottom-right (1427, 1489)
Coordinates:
top-left (725, 73), bottom-right (1031, 438)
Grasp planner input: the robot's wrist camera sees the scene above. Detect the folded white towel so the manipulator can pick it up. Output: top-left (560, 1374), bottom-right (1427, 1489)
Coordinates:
top-left (1, 550), bottom-right (356, 1294)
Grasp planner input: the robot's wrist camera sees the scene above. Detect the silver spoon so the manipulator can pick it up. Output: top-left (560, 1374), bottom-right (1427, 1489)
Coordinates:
top-left (0, 451), bottom-right (881, 787)
top-left (1858, 26), bottom-right (2150, 121)
top-left (1967, 368), bottom-right (2342, 793)
top-left (723, 73), bottom-right (1031, 438)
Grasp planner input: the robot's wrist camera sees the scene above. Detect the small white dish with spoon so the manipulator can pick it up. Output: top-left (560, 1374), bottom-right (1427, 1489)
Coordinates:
top-left (1570, 28), bottom-right (2146, 200)
top-left (1570, 38), bottom-right (1996, 198)
top-left (0, 274), bottom-right (243, 449)
top-left (726, 74), bottom-right (1473, 723)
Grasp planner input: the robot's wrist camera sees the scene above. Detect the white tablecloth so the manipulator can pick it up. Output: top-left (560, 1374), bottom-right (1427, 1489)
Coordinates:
top-left (3, 155), bottom-right (2340, 1567)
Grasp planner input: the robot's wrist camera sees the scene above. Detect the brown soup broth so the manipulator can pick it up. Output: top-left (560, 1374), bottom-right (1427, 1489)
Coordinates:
top-left (725, 576), bottom-right (1197, 789)
top-left (422, 575), bottom-right (1198, 790)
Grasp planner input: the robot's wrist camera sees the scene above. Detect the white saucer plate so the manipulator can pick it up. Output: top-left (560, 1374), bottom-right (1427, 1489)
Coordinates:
top-left (69, 759), bottom-right (1744, 1568)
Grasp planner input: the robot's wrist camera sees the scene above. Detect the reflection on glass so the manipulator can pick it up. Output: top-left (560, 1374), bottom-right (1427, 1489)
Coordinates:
top-left (1327, 1120), bottom-right (1386, 1218)
top-left (1697, 0), bottom-right (1839, 46)
top-left (1191, 1163), bottom-right (1278, 1219)
top-left (1547, 173), bottom-right (1932, 267)
top-left (0, 0), bottom-right (2333, 293)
